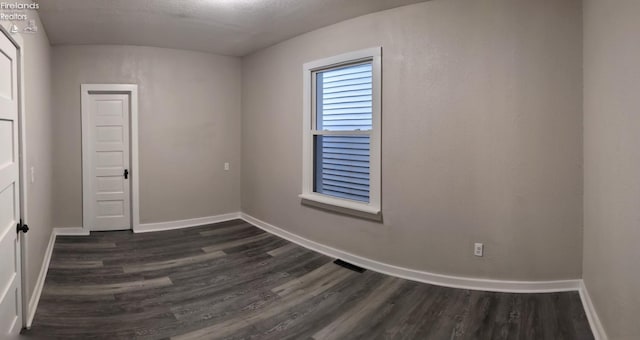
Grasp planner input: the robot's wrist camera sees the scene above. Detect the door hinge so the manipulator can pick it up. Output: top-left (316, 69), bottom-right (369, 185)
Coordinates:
top-left (17, 219), bottom-right (29, 234)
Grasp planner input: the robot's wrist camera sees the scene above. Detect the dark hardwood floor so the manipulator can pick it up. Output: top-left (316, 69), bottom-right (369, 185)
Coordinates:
top-left (22, 219), bottom-right (593, 339)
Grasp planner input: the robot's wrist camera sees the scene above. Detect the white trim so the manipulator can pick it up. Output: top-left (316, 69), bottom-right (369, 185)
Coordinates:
top-left (134, 212), bottom-right (242, 233)
top-left (579, 281), bottom-right (608, 340)
top-left (25, 229), bottom-right (56, 328)
top-left (130, 89), bottom-right (140, 230)
top-left (240, 213), bottom-right (581, 293)
top-left (81, 84), bottom-right (140, 233)
top-left (301, 47), bottom-right (382, 215)
top-left (299, 193), bottom-right (380, 215)
top-left (303, 47), bottom-right (382, 71)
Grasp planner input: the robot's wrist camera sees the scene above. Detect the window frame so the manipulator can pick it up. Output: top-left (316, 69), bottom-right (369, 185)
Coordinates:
top-left (300, 47), bottom-right (382, 218)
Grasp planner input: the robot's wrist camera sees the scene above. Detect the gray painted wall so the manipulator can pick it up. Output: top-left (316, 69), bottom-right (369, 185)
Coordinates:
top-left (51, 45), bottom-right (242, 227)
top-left (583, 0), bottom-right (640, 338)
top-left (1, 1), bottom-right (55, 307)
top-left (242, 0), bottom-right (583, 281)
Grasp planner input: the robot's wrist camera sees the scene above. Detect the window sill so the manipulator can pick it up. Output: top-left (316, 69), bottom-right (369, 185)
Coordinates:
top-left (299, 193), bottom-right (382, 222)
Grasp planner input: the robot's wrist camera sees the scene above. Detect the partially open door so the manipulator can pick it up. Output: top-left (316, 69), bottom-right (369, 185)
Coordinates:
top-left (0, 27), bottom-right (24, 338)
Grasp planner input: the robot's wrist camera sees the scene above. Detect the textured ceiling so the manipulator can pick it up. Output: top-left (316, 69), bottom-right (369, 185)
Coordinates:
top-left (37, 0), bottom-right (428, 57)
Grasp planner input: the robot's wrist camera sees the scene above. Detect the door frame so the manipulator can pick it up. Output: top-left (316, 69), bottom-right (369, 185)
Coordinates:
top-left (81, 84), bottom-right (140, 232)
top-left (0, 22), bottom-right (28, 330)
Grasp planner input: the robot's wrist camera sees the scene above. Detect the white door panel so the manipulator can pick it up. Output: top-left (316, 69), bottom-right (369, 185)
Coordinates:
top-left (88, 94), bottom-right (131, 231)
top-left (0, 29), bottom-right (23, 337)
top-left (0, 120), bottom-right (14, 168)
top-left (0, 46), bottom-right (14, 104)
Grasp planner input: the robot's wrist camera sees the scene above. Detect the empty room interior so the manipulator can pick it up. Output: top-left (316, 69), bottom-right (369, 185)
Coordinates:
top-left (0, 0), bottom-right (638, 339)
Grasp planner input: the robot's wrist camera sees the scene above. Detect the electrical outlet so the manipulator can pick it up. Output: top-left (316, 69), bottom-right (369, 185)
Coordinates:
top-left (474, 243), bottom-right (484, 257)
top-left (224, 162), bottom-right (230, 171)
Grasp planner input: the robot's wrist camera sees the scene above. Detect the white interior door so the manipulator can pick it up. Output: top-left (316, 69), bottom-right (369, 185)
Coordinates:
top-left (0, 29), bottom-right (24, 337)
top-left (86, 93), bottom-right (131, 231)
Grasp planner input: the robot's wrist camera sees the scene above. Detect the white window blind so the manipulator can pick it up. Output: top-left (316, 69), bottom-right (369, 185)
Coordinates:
top-left (314, 63), bottom-right (372, 202)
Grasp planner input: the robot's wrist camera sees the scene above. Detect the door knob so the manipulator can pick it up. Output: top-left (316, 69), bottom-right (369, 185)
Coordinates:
top-left (124, 169), bottom-right (129, 179)
top-left (17, 220), bottom-right (29, 234)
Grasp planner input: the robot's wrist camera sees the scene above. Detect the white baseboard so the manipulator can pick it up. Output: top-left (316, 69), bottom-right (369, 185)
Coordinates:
top-left (26, 229), bottom-right (57, 328)
top-left (579, 281), bottom-right (608, 340)
top-left (134, 212), bottom-right (242, 233)
top-left (240, 213), bottom-right (581, 293)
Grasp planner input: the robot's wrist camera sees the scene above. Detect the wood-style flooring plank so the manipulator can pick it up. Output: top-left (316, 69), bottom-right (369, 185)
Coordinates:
top-left (44, 276), bottom-right (173, 296)
top-left (312, 277), bottom-right (404, 340)
top-left (122, 250), bottom-right (226, 273)
top-left (201, 232), bottom-right (272, 253)
top-left (266, 243), bottom-right (298, 257)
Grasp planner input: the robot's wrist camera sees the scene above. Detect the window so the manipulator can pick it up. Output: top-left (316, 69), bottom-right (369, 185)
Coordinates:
top-left (300, 47), bottom-right (381, 219)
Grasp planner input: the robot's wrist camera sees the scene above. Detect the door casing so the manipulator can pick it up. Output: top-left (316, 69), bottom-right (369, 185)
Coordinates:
top-left (81, 84), bottom-right (140, 233)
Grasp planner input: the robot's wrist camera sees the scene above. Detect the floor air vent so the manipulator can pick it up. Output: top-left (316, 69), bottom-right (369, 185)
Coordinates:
top-left (333, 259), bottom-right (366, 273)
